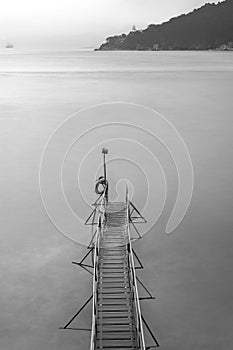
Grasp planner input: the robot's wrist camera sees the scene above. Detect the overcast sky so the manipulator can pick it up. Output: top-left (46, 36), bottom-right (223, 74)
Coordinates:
top-left (0, 0), bottom-right (223, 48)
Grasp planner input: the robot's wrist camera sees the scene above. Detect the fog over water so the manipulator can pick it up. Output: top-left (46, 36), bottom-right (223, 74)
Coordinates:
top-left (0, 0), bottom-right (222, 49)
top-left (0, 50), bottom-right (233, 350)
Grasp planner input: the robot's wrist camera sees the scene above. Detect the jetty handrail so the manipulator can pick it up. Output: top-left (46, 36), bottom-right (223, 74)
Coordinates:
top-left (125, 185), bottom-right (146, 350)
top-left (90, 190), bottom-right (106, 350)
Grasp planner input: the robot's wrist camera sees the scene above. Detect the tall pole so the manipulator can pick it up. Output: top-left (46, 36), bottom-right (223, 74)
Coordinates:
top-left (102, 148), bottom-right (108, 183)
top-left (103, 153), bottom-right (106, 183)
top-left (102, 148), bottom-right (108, 201)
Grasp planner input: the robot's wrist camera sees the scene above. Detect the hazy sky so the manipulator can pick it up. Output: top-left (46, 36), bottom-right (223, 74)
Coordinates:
top-left (0, 0), bottom-right (223, 47)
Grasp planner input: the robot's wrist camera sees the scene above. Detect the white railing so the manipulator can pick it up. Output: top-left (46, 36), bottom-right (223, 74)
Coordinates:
top-left (90, 186), bottom-right (146, 350)
top-left (89, 190), bottom-right (106, 350)
top-left (125, 185), bottom-right (146, 350)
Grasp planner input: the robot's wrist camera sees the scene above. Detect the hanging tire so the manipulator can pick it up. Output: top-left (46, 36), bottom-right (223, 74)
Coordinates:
top-left (95, 178), bottom-right (107, 195)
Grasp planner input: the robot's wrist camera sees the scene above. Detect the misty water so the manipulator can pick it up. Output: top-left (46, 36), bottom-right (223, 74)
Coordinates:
top-left (0, 50), bottom-right (233, 350)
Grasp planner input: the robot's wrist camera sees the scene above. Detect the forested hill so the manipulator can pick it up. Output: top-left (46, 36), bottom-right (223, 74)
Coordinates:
top-left (97, 0), bottom-right (233, 51)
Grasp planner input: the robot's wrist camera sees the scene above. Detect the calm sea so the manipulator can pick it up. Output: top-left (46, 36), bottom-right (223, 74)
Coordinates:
top-left (0, 50), bottom-right (233, 350)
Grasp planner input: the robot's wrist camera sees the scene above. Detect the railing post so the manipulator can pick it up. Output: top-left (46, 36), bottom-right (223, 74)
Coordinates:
top-left (125, 183), bottom-right (146, 350)
top-left (90, 189), bottom-right (107, 350)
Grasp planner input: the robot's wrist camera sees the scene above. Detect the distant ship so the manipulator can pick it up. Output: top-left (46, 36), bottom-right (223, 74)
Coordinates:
top-left (5, 42), bottom-right (13, 48)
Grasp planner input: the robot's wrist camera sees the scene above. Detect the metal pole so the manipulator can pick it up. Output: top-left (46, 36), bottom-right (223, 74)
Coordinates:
top-left (102, 148), bottom-right (108, 201)
top-left (102, 148), bottom-right (107, 183)
top-left (104, 153), bottom-right (106, 182)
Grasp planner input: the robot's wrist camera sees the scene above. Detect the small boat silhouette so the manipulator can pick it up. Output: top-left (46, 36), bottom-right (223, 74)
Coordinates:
top-left (5, 42), bottom-right (13, 48)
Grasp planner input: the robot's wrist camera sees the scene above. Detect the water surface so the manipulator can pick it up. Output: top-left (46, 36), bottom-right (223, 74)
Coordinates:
top-left (0, 50), bottom-right (233, 350)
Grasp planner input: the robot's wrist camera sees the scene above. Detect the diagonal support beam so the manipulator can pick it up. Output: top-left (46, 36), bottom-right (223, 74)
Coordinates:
top-left (72, 247), bottom-right (94, 274)
top-left (130, 221), bottom-right (142, 239)
top-left (132, 248), bottom-right (144, 269)
top-left (80, 247), bottom-right (94, 265)
top-left (141, 314), bottom-right (159, 348)
top-left (72, 261), bottom-right (93, 275)
top-left (139, 296), bottom-right (155, 301)
top-left (136, 276), bottom-right (155, 299)
top-left (87, 229), bottom-right (97, 248)
top-left (92, 193), bottom-right (102, 206)
top-left (61, 295), bottom-right (93, 329)
top-left (129, 201), bottom-right (147, 223)
top-left (59, 327), bottom-right (91, 332)
top-left (84, 208), bottom-right (98, 225)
